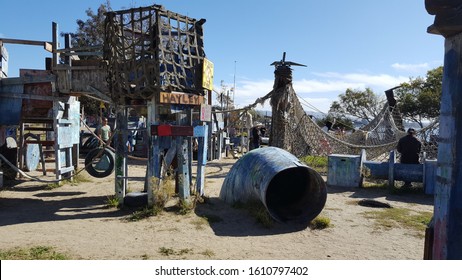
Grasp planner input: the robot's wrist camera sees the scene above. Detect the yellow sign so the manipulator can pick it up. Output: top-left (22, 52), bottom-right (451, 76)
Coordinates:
top-left (99, 102), bottom-right (106, 109)
top-left (160, 92), bottom-right (204, 105)
top-left (202, 58), bottom-right (214, 91)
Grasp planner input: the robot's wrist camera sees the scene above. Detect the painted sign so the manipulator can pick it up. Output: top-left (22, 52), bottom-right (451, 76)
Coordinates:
top-left (200, 104), bottom-right (212, 122)
top-left (202, 58), bottom-right (214, 91)
top-left (160, 91), bottom-right (204, 105)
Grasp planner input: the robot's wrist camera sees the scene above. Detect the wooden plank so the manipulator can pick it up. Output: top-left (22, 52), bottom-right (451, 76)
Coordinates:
top-left (1, 43), bottom-right (8, 77)
top-left (433, 32), bottom-right (462, 259)
top-left (23, 127), bottom-right (54, 132)
top-left (0, 83), bottom-right (22, 125)
top-left (0, 92), bottom-right (67, 102)
top-left (196, 125), bottom-right (208, 196)
top-left (0, 75), bottom-right (56, 85)
top-left (1, 43), bottom-right (9, 61)
top-left (159, 91), bottom-right (204, 105)
top-left (0, 38), bottom-right (52, 47)
top-left (25, 140), bottom-right (54, 146)
top-left (57, 166), bottom-right (74, 175)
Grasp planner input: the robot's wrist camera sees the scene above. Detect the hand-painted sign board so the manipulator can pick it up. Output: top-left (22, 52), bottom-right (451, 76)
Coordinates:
top-left (160, 91), bottom-right (204, 105)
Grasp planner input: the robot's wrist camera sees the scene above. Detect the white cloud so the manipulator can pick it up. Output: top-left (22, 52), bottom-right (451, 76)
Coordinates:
top-left (391, 62), bottom-right (430, 72)
top-left (218, 71), bottom-right (420, 114)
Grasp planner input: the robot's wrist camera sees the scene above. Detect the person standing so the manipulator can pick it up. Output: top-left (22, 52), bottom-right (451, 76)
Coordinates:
top-left (97, 117), bottom-right (112, 146)
top-left (397, 128), bottom-right (422, 187)
top-left (250, 126), bottom-right (261, 150)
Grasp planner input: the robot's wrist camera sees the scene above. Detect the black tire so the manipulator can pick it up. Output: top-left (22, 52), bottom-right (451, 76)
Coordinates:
top-left (82, 136), bottom-right (99, 150)
top-left (124, 192), bottom-right (148, 208)
top-left (84, 148), bottom-right (115, 178)
top-left (0, 145), bottom-right (18, 180)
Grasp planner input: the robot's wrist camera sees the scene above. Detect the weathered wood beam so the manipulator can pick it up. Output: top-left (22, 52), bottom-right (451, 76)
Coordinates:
top-left (433, 31), bottom-right (462, 259)
top-left (0, 38), bottom-right (52, 52)
top-left (0, 75), bottom-right (56, 85)
top-left (0, 92), bottom-right (67, 102)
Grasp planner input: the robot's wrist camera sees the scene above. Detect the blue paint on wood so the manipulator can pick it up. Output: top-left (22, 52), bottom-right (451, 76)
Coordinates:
top-left (176, 136), bottom-right (190, 200)
top-left (0, 83), bottom-right (23, 125)
top-left (193, 125), bottom-right (207, 137)
top-left (24, 143), bottom-right (40, 171)
top-left (327, 154), bottom-right (363, 188)
top-left (433, 33), bottom-right (462, 259)
top-left (196, 125), bottom-right (208, 196)
top-left (424, 160), bottom-right (437, 195)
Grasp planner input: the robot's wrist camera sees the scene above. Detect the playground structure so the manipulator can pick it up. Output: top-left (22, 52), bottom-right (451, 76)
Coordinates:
top-left (0, 34), bottom-right (81, 182)
top-left (0, 5), bottom-right (213, 205)
top-left (326, 150), bottom-right (437, 194)
top-left (221, 146), bottom-right (327, 225)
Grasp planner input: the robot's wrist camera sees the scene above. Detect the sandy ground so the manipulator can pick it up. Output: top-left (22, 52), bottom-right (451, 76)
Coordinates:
top-left (0, 155), bottom-right (434, 260)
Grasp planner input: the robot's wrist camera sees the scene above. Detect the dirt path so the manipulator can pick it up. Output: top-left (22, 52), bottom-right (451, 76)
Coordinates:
top-left (0, 157), bottom-right (434, 259)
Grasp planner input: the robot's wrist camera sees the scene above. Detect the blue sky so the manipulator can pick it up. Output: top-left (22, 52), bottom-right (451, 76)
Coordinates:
top-left (0, 0), bottom-right (443, 113)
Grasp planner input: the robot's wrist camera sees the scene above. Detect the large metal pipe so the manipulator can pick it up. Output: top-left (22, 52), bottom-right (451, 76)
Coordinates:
top-left (220, 147), bottom-right (327, 224)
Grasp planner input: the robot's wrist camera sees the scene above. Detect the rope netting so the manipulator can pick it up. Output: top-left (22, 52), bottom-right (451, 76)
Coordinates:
top-left (267, 66), bottom-right (439, 161)
top-left (104, 5), bottom-right (206, 103)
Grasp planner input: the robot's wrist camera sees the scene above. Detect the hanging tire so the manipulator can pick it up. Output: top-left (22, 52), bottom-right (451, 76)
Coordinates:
top-left (82, 136), bottom-right (99, 150)
top-left (84, 148), bottom-right (115, 178)
top-left (0, 141), bottom-right (18, 180)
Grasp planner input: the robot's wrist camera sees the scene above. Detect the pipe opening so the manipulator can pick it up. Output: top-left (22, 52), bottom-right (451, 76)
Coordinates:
top-left (265, 166), bottom-right (327, 223)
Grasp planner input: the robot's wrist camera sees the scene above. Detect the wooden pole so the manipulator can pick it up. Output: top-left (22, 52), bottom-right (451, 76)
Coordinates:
top-left (115, 106), bottom-right (127, 203)
top-left (433, 31), bottom-right (462, 259)
top-left (52, 22), bottom-right (58, 69)
top-left (176, 112), bottom-right (190, 201)
top-left (146, 97), bottom-right (158, 206)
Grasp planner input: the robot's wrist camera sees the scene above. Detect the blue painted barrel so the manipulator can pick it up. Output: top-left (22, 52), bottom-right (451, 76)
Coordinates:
top-left (220, 147), bottom-right (327, 224)
top-left (363, 161), bottom-right (389, 179)
top-left (394, 163), bottom-right (423, 182)
top-left (363, 161), bottom-right (423, 182)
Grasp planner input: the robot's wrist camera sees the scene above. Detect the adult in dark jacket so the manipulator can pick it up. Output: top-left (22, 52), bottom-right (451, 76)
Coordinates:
top-left (397, 128), bottom-right (422, 187)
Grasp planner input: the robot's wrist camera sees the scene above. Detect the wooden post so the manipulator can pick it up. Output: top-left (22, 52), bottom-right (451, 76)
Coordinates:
top-left (195, 125), bottom-right (208, 196)
top-left (146, 97), bottom-right (158, 206)
top-left (388, 150), bottom-right (395, 190)
top-left (115, 107), bottom-right (127, 203)
top-left (433, 32), bottom-right (462, 259)
top-left (176, 112), bottom-right (190, 201)
top-left (52, 22), bottom-right (58, 69)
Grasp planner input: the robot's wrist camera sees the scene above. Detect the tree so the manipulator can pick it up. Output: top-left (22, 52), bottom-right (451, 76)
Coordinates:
top-left (67, 1), bottom-right (111, 49)
top-left (315, 115), bottom-right (353, 131)
top-left (329, 87), bottom-right (384, 123)
top-left (395, 66), bottom-right (443, 129)
top-left (65, 2), bottom-right (112, 116)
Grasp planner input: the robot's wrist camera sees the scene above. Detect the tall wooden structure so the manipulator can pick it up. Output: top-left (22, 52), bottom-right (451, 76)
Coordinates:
top-left (0, 27), bottom-right (80, 181)
top-left (103, 5), bottom-right (211, 204)
top-left (426, 0), bottom-right (462, 259)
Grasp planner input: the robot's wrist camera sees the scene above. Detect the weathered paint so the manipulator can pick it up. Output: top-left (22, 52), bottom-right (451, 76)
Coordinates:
top-left (0, 82), bottom-right (23, 125)
top-left (159, 91), bottom-right (204, 105)
top-left (220, 147), bottom-right (327, 224)
top-left (327, 154), bottom-right (363, 188)
top-left (195, 125), bottom-right (208, 196)
top-left (364, 161), bottom-right (424, 183)
top-left (176, 113), bottom-right (190, 200)
top-left (433, 32), bottom-right (462, 259)
top-left (424, 160), bottom-right (438, 195)
top-left (115, 109), bottom-right (127, 203)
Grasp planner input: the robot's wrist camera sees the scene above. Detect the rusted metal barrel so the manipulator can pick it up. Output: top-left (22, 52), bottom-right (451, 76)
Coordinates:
top-left (220, 147), bottom-right (327, 224)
